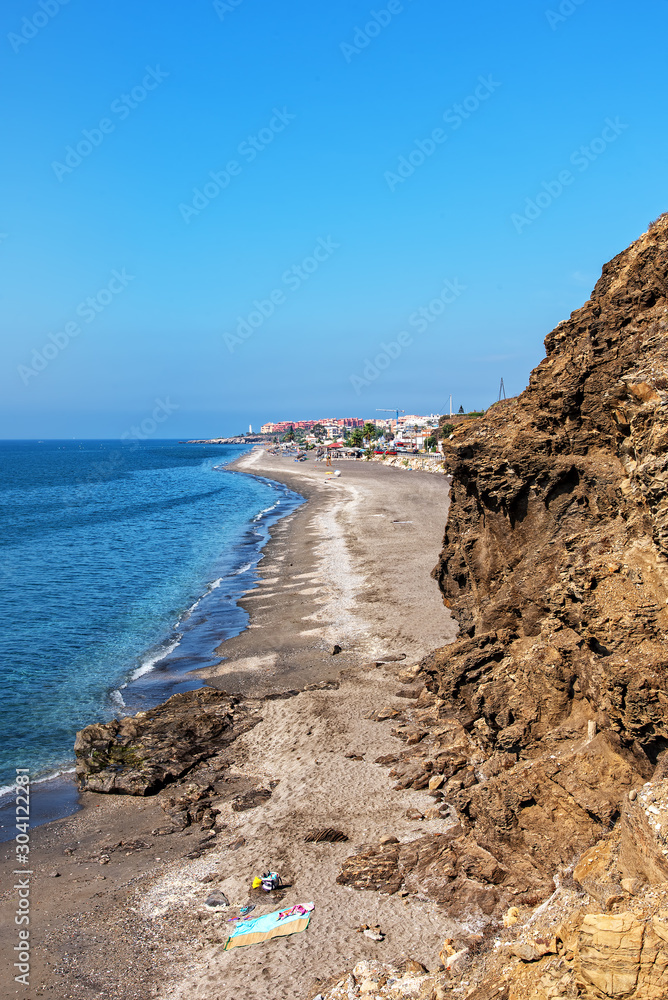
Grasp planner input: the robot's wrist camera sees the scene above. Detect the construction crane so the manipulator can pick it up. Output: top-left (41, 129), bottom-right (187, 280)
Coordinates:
top-left (376, 408), bottom-right (405, 424)
top-left (498, 378), bottom-right (506, 402)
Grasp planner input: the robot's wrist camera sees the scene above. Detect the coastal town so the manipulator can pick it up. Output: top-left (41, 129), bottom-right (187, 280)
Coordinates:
top-left (187, 410), bottom-right (480, 451)
top-left (261, 413), bottom-right (444, 450)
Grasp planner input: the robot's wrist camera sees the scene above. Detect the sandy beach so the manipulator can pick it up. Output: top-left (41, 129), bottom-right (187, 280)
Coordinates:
top-left (0, 450), bottom-right (456, 1000)
top-left (202, 449), bottom-right (455, 694)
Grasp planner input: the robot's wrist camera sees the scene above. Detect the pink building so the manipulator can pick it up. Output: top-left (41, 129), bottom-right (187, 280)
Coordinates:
top-left (260, 417), bottom-right (364, 435)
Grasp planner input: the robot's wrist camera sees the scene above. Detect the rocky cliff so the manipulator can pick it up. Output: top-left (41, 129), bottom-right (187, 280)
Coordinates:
top-left (425, 212), bottom-right (668, 876)
top-left (327, 217), bottom-right (668, 999)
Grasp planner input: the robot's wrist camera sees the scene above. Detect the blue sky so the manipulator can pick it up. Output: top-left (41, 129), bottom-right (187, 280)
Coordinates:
top-left (1, 0), bottom-right (666, 438)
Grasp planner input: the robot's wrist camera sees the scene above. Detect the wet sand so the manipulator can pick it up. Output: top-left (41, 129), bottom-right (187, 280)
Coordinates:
top-left (0, 451), bottom-right (456, 1000)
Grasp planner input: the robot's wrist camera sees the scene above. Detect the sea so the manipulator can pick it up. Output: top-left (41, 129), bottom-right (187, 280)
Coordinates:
top-left (0, 440), bottom-right (303, 838)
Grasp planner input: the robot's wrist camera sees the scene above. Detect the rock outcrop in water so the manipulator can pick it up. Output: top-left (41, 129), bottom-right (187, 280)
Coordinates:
top-left (75, 689), bottom-right (257, 794)
top-left (329, 217), bottom-right (668, 999)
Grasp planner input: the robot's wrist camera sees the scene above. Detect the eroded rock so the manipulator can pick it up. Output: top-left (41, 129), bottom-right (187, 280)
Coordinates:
top-left (573, 912), bottom-right (668, 998)
top-left (356, 217), bottom-right (668, 922)
top-left (74, 688), bottom-right (258, 795)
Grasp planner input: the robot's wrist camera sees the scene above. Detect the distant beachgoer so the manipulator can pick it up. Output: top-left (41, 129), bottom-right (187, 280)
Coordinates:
top-left (326, 451), bottom-right (331, 467)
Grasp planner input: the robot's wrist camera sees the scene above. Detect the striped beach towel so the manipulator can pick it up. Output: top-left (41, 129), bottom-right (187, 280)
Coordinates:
top-left (224, 904), bottom-right (314, 950)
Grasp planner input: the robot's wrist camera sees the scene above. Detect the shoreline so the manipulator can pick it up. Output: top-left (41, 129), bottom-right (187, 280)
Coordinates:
top-left (0, 450), bottom-right (456, 1000)
top-left (0, 456), bottom-right (306, 841)
top-left (207, 448), bottom-right (456, 682)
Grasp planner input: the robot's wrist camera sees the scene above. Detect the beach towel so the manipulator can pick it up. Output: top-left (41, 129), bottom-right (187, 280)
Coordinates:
top-left (224, 903), bottom-right (314, 950)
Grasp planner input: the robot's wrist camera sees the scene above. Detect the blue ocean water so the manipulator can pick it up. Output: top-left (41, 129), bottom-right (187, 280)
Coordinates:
top-left (0, 440), bottom-right (302, 813)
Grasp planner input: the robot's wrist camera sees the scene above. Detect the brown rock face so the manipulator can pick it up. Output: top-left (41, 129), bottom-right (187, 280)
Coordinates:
top-left (338, 217), bottom-right (668, 926)
top-left (417, 217), bottom-right (668, 903)
top-left (618, 778), bottom-right (668, 884)
top-left (74, 689), bottom-right (253, 794)
top-left (572, 913), bottom-right (668, 998)
top-left (340, 720), bottom-right (651, 913)
top-left (337, 829), bottom-right (505, 920)
top-left (433, 216), bottom-right (668, 734)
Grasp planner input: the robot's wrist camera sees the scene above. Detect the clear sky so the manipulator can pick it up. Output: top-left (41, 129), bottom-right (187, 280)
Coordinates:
top-left (1, 0), bottom-right (666, 438)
